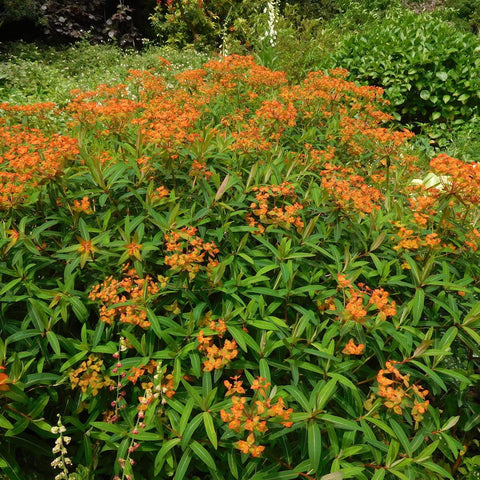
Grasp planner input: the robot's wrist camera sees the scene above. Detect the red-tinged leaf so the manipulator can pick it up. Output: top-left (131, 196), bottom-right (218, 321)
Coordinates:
top-left (215, 174), bottom-right (230, 202)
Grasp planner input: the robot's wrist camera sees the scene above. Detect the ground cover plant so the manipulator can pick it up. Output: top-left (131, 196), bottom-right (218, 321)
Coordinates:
top-left (0, 51), bottom-right (479, 480)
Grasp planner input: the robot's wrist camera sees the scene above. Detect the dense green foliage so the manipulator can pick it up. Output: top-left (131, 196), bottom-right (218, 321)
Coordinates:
top-left (331, 9), bottom-right (480, 125)
top-left (0, 50), bottom-right (479, 479)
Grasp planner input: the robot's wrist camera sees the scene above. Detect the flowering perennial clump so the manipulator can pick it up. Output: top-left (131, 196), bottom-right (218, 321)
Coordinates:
top-left (197, 314), bottom-right (238, 371)
top-left (0, 125), bottom-right (78, 208)
top-left (1, 52), bottom-right (478, 480)
top-left (320, 163), bottom-right (384, 215)
top-left (246, 182), bottom-right (304, 233)
top-left (89, 266), bottom-right (159, 329)
top-left (220, 377), bottom-right (293, 457)
top-left (164, 227), bottom-right (219, 279)
top-left (68, 355), bottom-right (114, 396)
top-left (375, 360), bottom-right (430, 423)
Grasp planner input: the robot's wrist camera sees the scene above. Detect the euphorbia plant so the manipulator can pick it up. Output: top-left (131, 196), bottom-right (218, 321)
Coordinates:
top-left (0, 54), bottom-right (478, 479)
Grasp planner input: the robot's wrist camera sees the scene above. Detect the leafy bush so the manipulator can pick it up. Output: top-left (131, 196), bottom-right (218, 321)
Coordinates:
top-left (0, 55), bottom-right (479, 480)
top-left (331, 10), bottom-right (480, 125)
top-left (0, 0), bottom-right (156, 46)
top-left (150, 0), bottom-right (260, 48)
top-left (0, 42), bottom-right (208, 105)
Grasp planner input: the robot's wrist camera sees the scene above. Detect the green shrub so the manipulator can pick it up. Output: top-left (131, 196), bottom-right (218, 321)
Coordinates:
top-left (0, 42), bottom-right (208, 105)
top-left (0, 54), bottom-right (479, 479)
top-left (331, 9), bottom-right (480, 125)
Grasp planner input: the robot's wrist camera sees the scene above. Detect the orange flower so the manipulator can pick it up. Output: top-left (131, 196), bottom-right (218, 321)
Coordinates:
top-left (342, 339), bottom-right (365, 355)
top-left (124, 240), bottom-right (143, 260)
top-left (73, 196), bottom-right (93, 214)
top-left (0, 366), bottom-right (10, 392)
top-left (127, 367), bottom-right (145, 385)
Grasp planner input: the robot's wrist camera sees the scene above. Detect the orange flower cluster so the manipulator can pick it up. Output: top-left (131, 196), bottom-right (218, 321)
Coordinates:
top-left (197, 315), bottom-right (238, 371)
top-left (304, 144), bottom-right (336, 169)
top-left (332, 282), bottom-right (396, 323)
top-left (246, 182), bottom-right (304, 234)
top-left (230, 119), bottom-right (272, 153)
top-left (465, 228), bottom-right (480, 251)
top-left (392, 224), bottom-right (421, 251)
top-left (255, 100), bottom-right (297, 138)
top-left (189, 159), bottom-right (212, 180)
top-left (392, 224), bottom-right (449, 252)
top-left (0, 366), bottom-right (10, 392)
top-left (152, 185), bottom-right (170, 202)
top-left (67, 84), bottom-right (141, 132)
top-left (220, 377), bottom-right (293, 457)
top-left (376, 361), bottom-right (429, 422)
top-left (430, 154), bottom-right (480, 206)
top-left (73, 196), bottom-right (93, 214)
top-left (0, 102), bottom-right (57, 125)
top-left (132, 89), bottom-right (202, 157)
top-left (408, 190), bottom-right (438, 227)
top-left (320, 163), bottom-right (384, 215)
top-left (339, 116), bottom-right (414, 156)
top-left (283, 69), bottom-right (389, 128)
top-left (366, 285), bottom-right (397, 321)
top-left (342, 338), bottom-right (365, 355)
top-left (0, 125), bottom-right (78, 209)
top-left (164, 227), bottom-right (219, 280)
top-left (69, 355), bottom-right (114, 396)
top-left (175, 68), bottom-right (207, 88)
top-left (89, 266), bottom-right (159, 329)
top-left (126, 69), bottom-right (165, 101)
top-left (245, 65), bottom-right (288, 88)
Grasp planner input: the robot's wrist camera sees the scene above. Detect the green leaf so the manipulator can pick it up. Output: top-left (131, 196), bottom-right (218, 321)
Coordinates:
top-left (320, 414), bottom-right (359, 431)
top-left (179, 398), bottom-right (194, 435)
top-left (284, 385), bottom-right (310, 412)
top-left (46, 331), bottom-right (61, 355)
top-left (0, 414), bottom-right (13, 429)
top-left (371, 470), bottom-right (385, 480)
top-left (389, 419), bottom-right (412, 457)
top-left (181, 413), bottom-right (203, 448)
top-left (419, 90), bottom-right (430, 100)
top-left (386, 439), bottom-right (400, 467)
top-left (412, 288), bottom-right (424, 324)
top-left (190, 441), bottom-right (217, 471)
top-left (203, 412), bottom-right (217, 449)
top-left (436, 71), bottom-right (448, 81)
top-left (462, 301), bottom-right (480, 326)
top-left (60, 350), bottom-right (88, 372)
top-left (308, 421), bottom-right (322, 473)
top-left (420, 460), bottom-right (453, 479)
top-left (321, 473), bottom-right (344, 480)
top-left (414, 439), bottom-right (439, 462)
top-left (315, 378), bottom-right (337, 411)
top-left (155, 438), bottom-right (181, 475)
top-left (410, 360), bottom-right (447, 391)
top-left (174, 447), bottom-right (193, 480)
